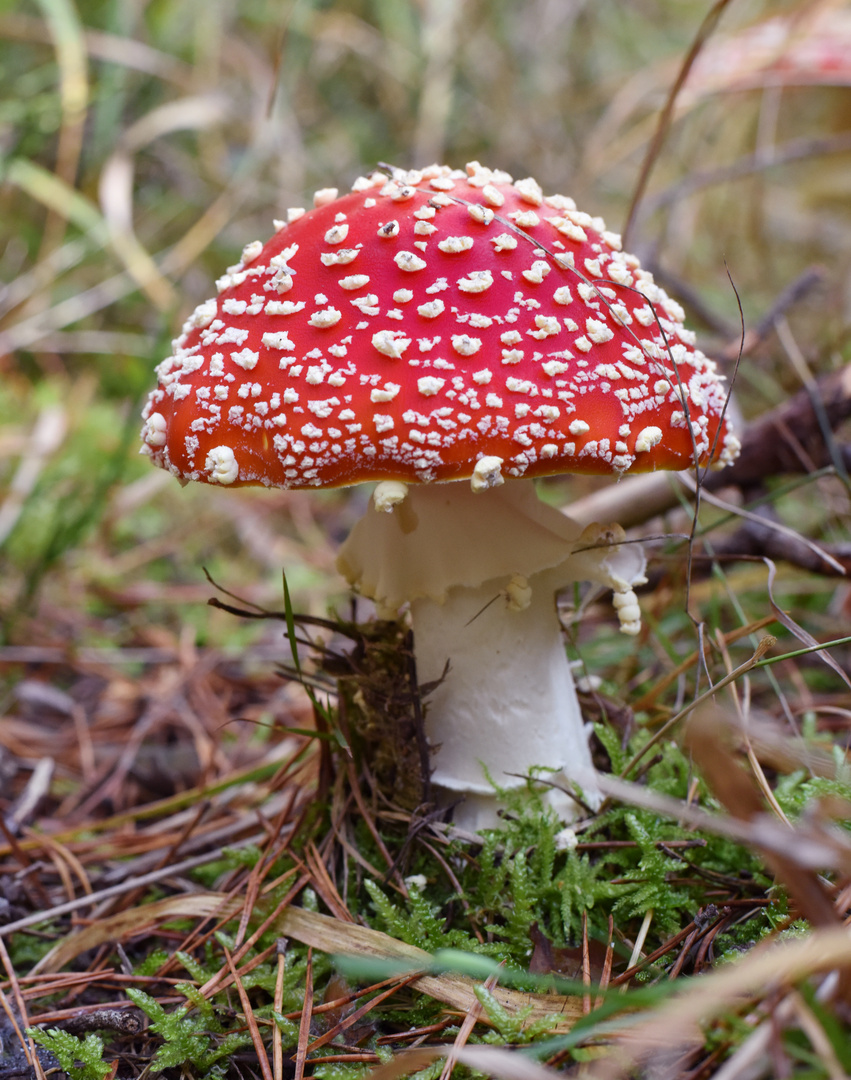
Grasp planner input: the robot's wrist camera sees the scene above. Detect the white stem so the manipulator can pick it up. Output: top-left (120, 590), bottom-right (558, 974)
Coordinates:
top-left (412, 567), bottom-right (599, 831)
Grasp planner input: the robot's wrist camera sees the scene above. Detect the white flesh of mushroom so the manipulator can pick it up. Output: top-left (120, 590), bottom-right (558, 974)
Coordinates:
top-left (337, 479), bottom-right (646, 831)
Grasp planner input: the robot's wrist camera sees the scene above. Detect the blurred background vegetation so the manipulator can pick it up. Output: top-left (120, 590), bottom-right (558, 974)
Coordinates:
top-left (1, 0), bottom-right (849, 655)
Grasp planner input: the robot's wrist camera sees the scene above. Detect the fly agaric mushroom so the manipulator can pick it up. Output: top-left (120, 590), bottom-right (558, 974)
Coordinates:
top-left (142, 162), bottom-right (739, 829)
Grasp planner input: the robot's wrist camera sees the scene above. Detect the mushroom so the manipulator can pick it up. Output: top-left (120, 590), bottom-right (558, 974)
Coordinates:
top-left (142, 163), bottom-right (739, 829)
top-left (338, 480), bottom-right (648, 827)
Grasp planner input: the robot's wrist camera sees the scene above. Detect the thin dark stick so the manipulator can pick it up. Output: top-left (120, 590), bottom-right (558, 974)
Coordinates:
top-left (623, 0), bottom-right (736, 247)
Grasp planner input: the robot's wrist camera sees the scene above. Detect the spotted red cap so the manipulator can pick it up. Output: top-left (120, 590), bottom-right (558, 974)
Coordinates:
top-left (141, 162), bottom-right (739, 489)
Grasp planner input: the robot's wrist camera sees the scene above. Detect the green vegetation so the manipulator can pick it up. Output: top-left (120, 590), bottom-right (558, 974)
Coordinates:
top-left (28, 1029), bottom-right (112, 1080)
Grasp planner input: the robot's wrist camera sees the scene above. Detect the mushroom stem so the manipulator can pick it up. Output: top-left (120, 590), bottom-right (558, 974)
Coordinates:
top-left (337, 478), bottom-right (647, 831)
top-left (411, 566), bottom-right (599, 830)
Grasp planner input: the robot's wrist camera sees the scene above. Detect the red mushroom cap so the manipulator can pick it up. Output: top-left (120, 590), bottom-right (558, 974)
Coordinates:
top-left (141, 163), bottom-right (739, 489)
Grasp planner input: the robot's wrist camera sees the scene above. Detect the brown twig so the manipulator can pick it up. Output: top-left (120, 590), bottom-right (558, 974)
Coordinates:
top-left (272, 940), bottom-right (287, 1080)
top-left (292, 949), bottom-right (313, 1080)
top-left (306, 972), bottom-right (422, 1057)
top-left (225, 948), bottom-right (274, 1080)
top-left (622, 0), bottom-right (736, 246)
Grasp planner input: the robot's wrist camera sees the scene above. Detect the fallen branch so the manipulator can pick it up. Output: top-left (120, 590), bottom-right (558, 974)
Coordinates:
top-left (708, 504), bottom-right (851, 577)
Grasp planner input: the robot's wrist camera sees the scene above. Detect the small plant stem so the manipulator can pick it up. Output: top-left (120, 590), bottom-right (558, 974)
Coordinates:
top-left (342, 754), bottom-right (409, 898)
top-left (622, 0), bottom-right (735, 245)
top-left (198, 875), bottom-right (312, 998)
top-left (582, 911), bottom-right (591, 1015)
top-left (620, 909), bottom-right (654, 993)
top-left (619, 636), bottom-right (776, 781)
top-left (632, 614), bottom-right (777, 714)
top-left (713, 628), bottom-right (792, 828)
top-left (609, 917), bottom-right (704, 988)
top-left (0, 936), bottom-right (41, 1080)
top-left (225, 947), bottom-right (274, 1080)
top-left (307, 974), bottom-right (421, 1056)
top-left (439, 970), bottom-right (495, 1080)
top-left (594, 916), bottom-right (616, 1010)
top-left (273, 940), bottom-right (286, 1080)
top-left (753, 634), bottom-right (851, 668)
top-left (293, 950), bottom-right (313, 1080)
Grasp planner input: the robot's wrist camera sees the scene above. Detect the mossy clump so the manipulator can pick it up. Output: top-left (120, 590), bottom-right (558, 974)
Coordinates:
top-left (330, 619), bottom-right (433, 812)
